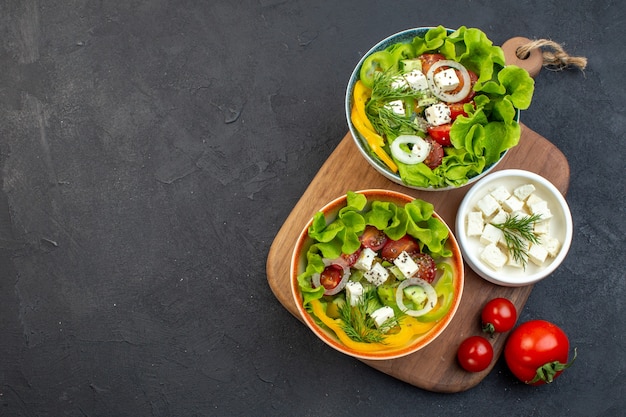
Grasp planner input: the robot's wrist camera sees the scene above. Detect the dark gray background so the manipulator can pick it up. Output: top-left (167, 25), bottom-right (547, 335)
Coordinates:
top-left (1, 1), bottom-right (624, 416)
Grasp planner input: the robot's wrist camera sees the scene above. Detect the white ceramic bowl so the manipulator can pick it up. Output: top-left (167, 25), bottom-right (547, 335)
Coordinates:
top-left (291, 189), bottom-right (464, 360)
top-left (456, 169), bottom-right (573, 287)
top-left (345, 27), bottom-right (519, 191)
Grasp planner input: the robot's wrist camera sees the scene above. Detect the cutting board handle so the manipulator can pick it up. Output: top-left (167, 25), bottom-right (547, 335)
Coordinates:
top-left (502, 37), bottom-right (544, 77)
top-left (502, 36), bottom-right (588, 78)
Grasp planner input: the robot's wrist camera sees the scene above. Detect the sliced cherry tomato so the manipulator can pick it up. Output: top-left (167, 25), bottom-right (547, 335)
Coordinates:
top-left (504, 320), bottom-right (576, 385)
top-left (457, 336), bottom-right (494, 372)
top-left (341, 249), bottom-right (362, 267)
top-left (319, 266), bottom-right (342, 291)
top-left (454, 69), bottom-right (478, 103)
top-left (409, 252), bottom-right (437, 283)
top-left (359, 225), bottom-right (388, 251)
top-left (427, 124), bottom-right (452, 146)
top-left (448, 102), bottom-right (469, 120)
top-left (423, 137), bottom-right (444, 169)
top-left (419, 53), bottom-right (446, 75)
top-left (380, 235), bottom-right (420, 261)
top-left (481, 298), bottom-right (518, 334)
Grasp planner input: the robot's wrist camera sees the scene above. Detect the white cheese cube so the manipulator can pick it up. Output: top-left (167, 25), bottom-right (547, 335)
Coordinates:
top-left (528, 243), bottom-right (549, 266)
top-left (393, 251), bottom-right (419, 278)
top-left (424, 102), bottom-right (451, 126)
top-left (490, 186), bottom-right (511, 203)
top-left (526, 193), bottom-right (543, 207)
top-left (528, 199), bottom-right (553, 220)
top-left (433, 68), bottom-right (460, 91)
top-left (480, 243), bottom-right (508, 270)
top-left (480, 223), bottom-right (504, 246)
top-left (514, 184), bottom-right (536, 201)
top-left (506, 252), bottom-right (524, 268)
top-left (534, 220), bottom-right (551, 235)
top-left (466, 211), bottom-right (484, 237)
top-left (543, 236), bottom-right (561, 257)
top-left (390, 75), bottom-right (409, 90)
top-left (385, 100), bottom-right (406, 116)
top-left (502, 195), bottom-right (525, 213)
top-left (404, 69), bottom-right (429, 93)
top-left (510, 210), bottom-right (531, 221)
top-left (345, 281), bottom-right (364, 306)
top-left (489, 209), bottom-right (508, 225)
top-left (353, 247), bottom-right (376, 271)
top-left (370, 306), bottom-right (395, 329)
top-left (476, 194), bottom-right (501, 217)
top-left (364, 262), bottom-right (389, 286)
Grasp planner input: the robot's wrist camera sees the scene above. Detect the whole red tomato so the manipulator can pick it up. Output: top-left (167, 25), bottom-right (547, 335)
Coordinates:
top-left (457, 336), bottom-right (493, 372)
top-left (504, 320), bottom-right (576, 385)
top-left (481, 298), bottom-right (518, 334)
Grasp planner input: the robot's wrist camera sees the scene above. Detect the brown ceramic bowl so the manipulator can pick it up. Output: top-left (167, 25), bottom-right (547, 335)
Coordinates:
top-left (290, 189), bottom-right (464, 360)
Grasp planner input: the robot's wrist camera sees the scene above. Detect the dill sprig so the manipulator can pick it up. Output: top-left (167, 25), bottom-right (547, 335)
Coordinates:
top-left (365, 71), bottom-right (428, 139)
top-left (491, 213), bottom-right (543, 268)
top-left (338, 291), bottom-right (400, 344)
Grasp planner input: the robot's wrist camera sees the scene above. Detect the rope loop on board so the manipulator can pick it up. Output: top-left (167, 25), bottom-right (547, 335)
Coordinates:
top-left (517, 39), bottom-right (587, 72)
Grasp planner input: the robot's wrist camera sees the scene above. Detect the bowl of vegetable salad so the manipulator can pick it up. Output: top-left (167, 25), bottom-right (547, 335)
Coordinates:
top-left (456, 169), bottom-right (573, 287)
top-left (346, 26), bottom-right (535, 190)
top-left (291, 190), bottom-right (464, 360)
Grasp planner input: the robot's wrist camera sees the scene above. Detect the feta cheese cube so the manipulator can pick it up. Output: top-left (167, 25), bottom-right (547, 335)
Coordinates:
top-left (514, 184), bottom-right (536, 201)
top-left (489, 209), bottom-right (508, 225)
top-left (393, 251), bottom-right (419, 278)
top-left (476, 194), bottom-right (501, 217)
top-left (385, 99), bottom-right (406, 116)
top-left (345, 281), bottom-right (364, 306)
top-left (370, 306), bottom-right (395, 329)
top-left (424, 102), bottom-right (451, 126)
top-left (506, 252), bottom-right (524, 268)
top-left (466, 211), bottom-right (484, 237)
top-left (526, 193), bottom-right (543, 207)
top-left (543, 236), bottom-right (561, 257)
top-left (480, 243), bottom-right (508, 270)
top-left (528, 243), bottom-right (549, 266)
top-left (480, 223), bottom-right (504, 246)
top-left (433, 68), bottom-right (460, 91)
top-left (502, 195), bottom-right (525, 212)
top-left (364, 262), bottom-right (389, 286)
top-left (353, 247), bottom-right (376, 271)
top-left (404, 69), bottom-right (429, 93)
top-left (490, 186), bottom-right (511, 203)
top-left (528, 199), bottom-right (553, 220)
top-left (390, 75), bottom-right (409, 90)
top-left (534, 220), bottom-right (551, 235)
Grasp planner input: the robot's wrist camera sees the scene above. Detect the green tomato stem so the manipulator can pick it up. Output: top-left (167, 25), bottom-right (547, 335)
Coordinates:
top-left (528, 347), bottom-right (577, 384)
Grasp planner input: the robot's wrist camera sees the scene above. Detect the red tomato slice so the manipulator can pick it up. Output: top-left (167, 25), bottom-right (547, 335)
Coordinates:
top-left (427, 124), bottom-right (452, 146)
top-left (449, 102), bottom-right (469, 120)
top-left (419, 53), bottom-right (446, 74)
top-left (319, 266), bottom-right (342, 291)
top-left (341, 249), bottom-right (361, 267)
top-left (380, 235), bottom-right (420, 261)
top-left (423, 137), bottom-right (444, 169)
top-left (359, 225), bottom-right (388, 251)
top-left (409, 253), bottom-right (437, 283)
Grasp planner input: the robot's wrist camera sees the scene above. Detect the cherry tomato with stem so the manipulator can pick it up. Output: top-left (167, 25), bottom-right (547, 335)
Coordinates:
top-left (504, 320), bottom-right (576, 385)
top-left (481, 298), bottom-right (518, 335)
top-left (457, 335), bottom-right (494, 372)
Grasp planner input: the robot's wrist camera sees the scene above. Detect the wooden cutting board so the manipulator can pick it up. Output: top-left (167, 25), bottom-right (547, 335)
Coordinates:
top-left (265, 123), bottom-right (570, 393)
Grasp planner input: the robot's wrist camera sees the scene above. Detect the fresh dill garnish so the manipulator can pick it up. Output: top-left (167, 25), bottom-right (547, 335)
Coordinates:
top-left (365, 71), bottom-right (428, 139)
top-left (491, 213), bottom-right (543, 268)
top-left (338, 290), bottom-right (401, 344)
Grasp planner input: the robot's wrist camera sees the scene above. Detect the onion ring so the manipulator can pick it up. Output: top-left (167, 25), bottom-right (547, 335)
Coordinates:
top-left (311, 258), bottom-right (352, 296)
top-left (390, 135), bottom-right (432, 165)
top-left (426, 60), bottom-right (472, 103)
top-left (395, 277), bottom-right (438, 317)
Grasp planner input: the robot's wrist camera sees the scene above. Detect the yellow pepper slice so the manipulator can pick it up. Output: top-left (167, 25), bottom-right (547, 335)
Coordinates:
top-left (350, 107), bottom-right (399, 173)
top-left (350, 81), bottom-right (398, 173)
top-left (309, 299), bottom-right (436, 352)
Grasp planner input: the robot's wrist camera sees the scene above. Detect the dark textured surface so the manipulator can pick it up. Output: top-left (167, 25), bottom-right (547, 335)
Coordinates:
top-left (0, 1), bottom-right (624, 416)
